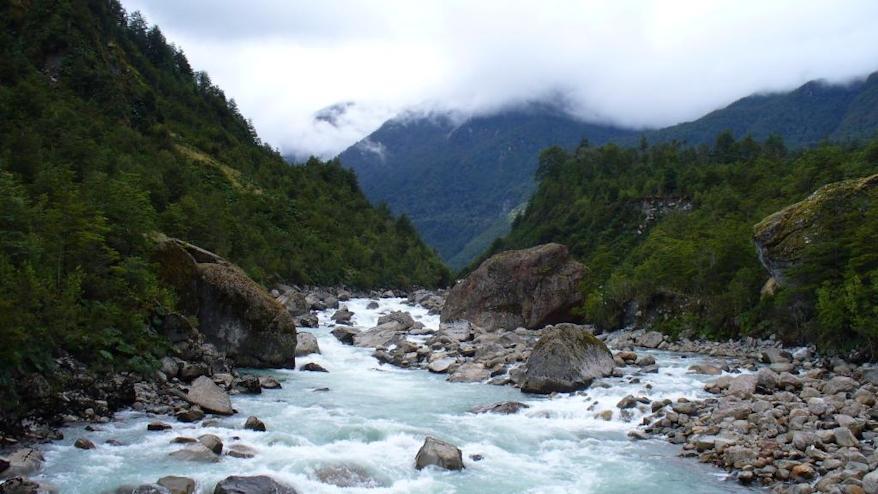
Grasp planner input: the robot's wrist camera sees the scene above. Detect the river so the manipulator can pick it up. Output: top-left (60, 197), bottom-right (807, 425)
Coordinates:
top-left (35, 297), bottom-right (756, 493)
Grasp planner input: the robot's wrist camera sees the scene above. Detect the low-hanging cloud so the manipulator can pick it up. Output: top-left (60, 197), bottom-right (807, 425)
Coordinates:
top-left (122, 0), bottom-right (878, 159)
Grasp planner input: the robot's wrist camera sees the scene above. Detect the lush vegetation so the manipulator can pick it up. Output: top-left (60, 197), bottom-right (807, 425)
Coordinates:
top-left (0, 0), bottom-right (449, 389)
top-left (473, 132), bottom-right (878, 356)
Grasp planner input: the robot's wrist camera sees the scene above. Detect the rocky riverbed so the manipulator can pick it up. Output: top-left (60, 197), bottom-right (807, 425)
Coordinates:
top-left (316, 287), bottom-right (878, 494)
top-left (4, 285), bottom-right (878, 494)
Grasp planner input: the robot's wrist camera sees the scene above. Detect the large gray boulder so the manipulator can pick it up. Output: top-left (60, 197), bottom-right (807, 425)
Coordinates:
top-left (213, 475), bottom-right (297, 494)
top-left (521, 324), bottom-right (614, 394)
top-left (184, 376), bottom-right (233, 415)
top-left (153, 236), bottom-right (296, 368)
top-left (441, 244), bottom-right (584, 330)
top-left (295, 332), bottom-right (321, 357)
top-left (414, 437), bottom-right (464, 471)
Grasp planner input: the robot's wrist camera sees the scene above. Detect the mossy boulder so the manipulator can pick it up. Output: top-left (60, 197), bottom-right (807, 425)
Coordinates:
top-left (153, 235), bottom-right (297, 368)
top-left (521, 324), bottom-right (615, 394)
top-left (753, 174), bottom-right (878, 286)
top-left (441, 243), bottom-right (584, 330)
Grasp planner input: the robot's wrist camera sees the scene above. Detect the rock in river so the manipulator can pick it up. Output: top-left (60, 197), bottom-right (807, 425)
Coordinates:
top-left (521, 324), bottom-right (615, 394)
top-left (441, 243), bottom-right (584, 330)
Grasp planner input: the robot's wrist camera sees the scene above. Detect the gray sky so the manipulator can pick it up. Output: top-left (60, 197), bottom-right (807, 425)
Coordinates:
top-left (120, 0), bottom-right (878, 159)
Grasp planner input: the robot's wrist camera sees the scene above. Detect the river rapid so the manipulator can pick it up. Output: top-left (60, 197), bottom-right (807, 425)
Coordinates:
top-left (35, 297), bottom-right (757, 493)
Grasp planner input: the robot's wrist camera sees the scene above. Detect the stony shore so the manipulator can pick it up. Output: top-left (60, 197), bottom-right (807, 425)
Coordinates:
top-left (320, 289), bottom-right (878, 494)
top-left (5, 286), bottom-right (878, 494)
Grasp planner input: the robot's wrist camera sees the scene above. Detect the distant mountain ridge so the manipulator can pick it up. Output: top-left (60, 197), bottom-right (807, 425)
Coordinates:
top-left (338, 70), bottom-right (878, 269)
top-left (630, 71), bottom-right (878, 148)
top-left (339, 104), bottom-right (637, 268)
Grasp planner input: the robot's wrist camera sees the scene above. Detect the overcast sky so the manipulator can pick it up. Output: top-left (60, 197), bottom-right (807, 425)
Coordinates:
top-left (120, 0), bottom-right (878, 159)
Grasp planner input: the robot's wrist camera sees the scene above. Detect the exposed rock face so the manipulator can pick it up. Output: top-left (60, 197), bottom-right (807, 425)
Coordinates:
top-left (441, 243), bottom-right (585, 330)
top-left (521, 324), bottom-right (614, 394)
top-left (753, 174), bottom-right (878, 286)
top-left (153, 235), bottom-right (297, 368)
top-left (414, 436), bottom-right (464, 471)
top-left (213, 475), bottom-right (298, 494)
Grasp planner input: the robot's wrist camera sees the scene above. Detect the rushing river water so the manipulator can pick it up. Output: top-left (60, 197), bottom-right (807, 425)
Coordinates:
top-left (35, 298), bottom-right (757, 493)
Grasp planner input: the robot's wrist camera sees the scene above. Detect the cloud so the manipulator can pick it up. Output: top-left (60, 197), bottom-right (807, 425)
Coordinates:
top-left (121, 0), bottom-right (878, 158)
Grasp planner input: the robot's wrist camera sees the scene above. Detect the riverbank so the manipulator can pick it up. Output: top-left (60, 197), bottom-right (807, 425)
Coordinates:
top-left (4, 288), bottom-right (878, 493)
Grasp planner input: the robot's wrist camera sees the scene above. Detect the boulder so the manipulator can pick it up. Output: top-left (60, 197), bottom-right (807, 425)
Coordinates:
top-left (521, 324), bottom-right (614, 394)
top-left (198, 434), bottom-right (223, 455)
top-left (244, 416), bottom-right (266, 432)
top-left (300, 362), bottom-right (328, 373)
top-left (213, 475), bottom-right (298, 494)
top-left (441, 243), bottom-right (585, 330)
top-left (276, 289), bottom-right (309, 317)
top-left (427, 357), bottom-right (456, 374)
top-left (331, 307), bottom-right (354, 325)
top-left (295, 332), bottom-right (321, 357)
top-left (353, 324), bottom-right (406, 349)
top-left (469, 402), bottom-right (531, 415)
top-left (753, 174), bottom-right (878, 286)
top-left (74, 438), bottom-right (95, 450)
top-left (446, 363), bottom-right (491, 383)
top-left (0, 477), bottom-right (58, 494)
top-left (168, 443), bottom-right (220, 463)
top-left (184, 376), bottom-right (233, 415)
top-left (157, 476), bottom-right (196, 494)
top-left (414, 436), bottom-right (464, 471)
top-left (0, 449), bottom-right (43, 478)
top-left (227, 444), bottom-right (258, 459)
top-left (638, 331), bottom-right (664, 349)
top-left (259, 376), bottom-right (282, 389)
top-left (330, 327), bottom-right (360, 345)
top-left (153, 235), bottom-right (297, 368)
top-left (176, 406), bottom-right (205, 423)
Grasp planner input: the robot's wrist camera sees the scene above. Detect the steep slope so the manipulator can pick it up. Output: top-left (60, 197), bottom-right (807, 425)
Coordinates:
top-left (338, 105), bottom-right (637, 268)
top-left (485, 134), bottom-right (878, 355)
top-left (0, 0), bottom-right (448, 390)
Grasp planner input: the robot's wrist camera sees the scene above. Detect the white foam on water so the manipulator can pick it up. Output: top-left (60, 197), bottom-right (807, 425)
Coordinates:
top-left (35, 297), bottom-right (756, 493)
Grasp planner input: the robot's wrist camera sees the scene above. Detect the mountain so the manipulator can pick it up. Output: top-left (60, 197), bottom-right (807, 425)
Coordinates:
top-left (630, 71), bottom-right (878, 148)
top-left (338, 72), bottom-right (878, 270)
top-left (338, 104), bottom-right (637, 268)
top-left (0, 0), bottom-right (448, 388)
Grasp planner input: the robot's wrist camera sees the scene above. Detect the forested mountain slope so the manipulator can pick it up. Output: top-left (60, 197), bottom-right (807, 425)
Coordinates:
top-left (479, 134), bottom-right (878, 356)
top-left (338, 105), bottom-right (637, 268)
top-left (627, 72), bottom-right (878, 148)
top-left (338, 73), bottom-right (878, 270)
top-left (0, 0), bottom-right (448, 383)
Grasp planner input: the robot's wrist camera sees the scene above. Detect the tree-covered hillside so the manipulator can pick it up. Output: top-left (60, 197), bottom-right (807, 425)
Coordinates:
top-left (477, 133), bottom-right (878, 356)
top-left (338, 72), bottom-right (878, 271)
top-left (338, 104), bottom-right (637, 269)
top-left (620, 72), bottom-right (878, 149)
top-left (0, 0), bottom-right (448, 382)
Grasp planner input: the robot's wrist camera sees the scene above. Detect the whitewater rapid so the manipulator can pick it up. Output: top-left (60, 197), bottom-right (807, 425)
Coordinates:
top-left (35, 298), bottom-right (756, 493)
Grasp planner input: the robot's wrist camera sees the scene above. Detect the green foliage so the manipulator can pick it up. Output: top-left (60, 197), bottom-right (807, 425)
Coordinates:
top-left (0, 0), bottom-right (448, 387)
top-left (483, 132), bottom-right (878, 353)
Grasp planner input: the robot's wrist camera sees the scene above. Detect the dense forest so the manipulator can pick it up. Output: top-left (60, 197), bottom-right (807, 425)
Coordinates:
top-left (473, 133), bottom-right (878, 357)
top-left (0, 0), bottom-right (448, 386)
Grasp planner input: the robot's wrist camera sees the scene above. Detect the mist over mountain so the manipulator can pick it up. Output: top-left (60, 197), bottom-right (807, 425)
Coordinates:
top-left (338, 102), bottom-right (637, 268)
top-left (338, 70), bottom-right (878, 269)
